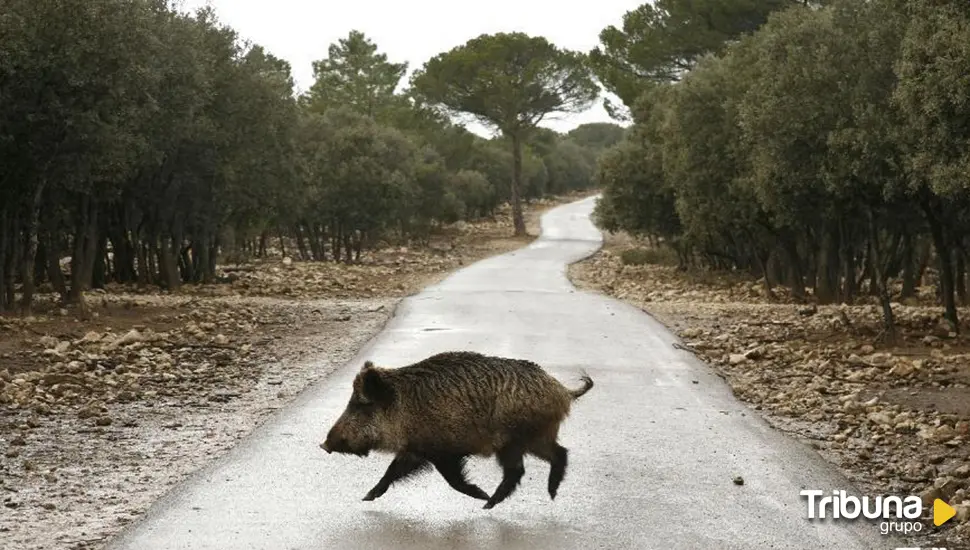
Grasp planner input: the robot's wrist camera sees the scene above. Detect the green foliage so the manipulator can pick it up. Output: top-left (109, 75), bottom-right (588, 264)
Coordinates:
top-left (449, 170), bottom-right (495, 219)
top-left (411, 32), bottom-right (600, 235)
top-left (411, 33), bottom-right (599, 135)
top-left (593, 85), bottom-right (681, 241)
top-left (661, 49), bottom-right (766, 264)
top-left (590, 0), bottom-right (970, 332)
top-left (566, 123), bottom-right (628, 152)
top-left (543, 140), bottom-right (595, 194)
top-left (589, 0), bottom-right (805, 118)
top-left (318, 108), bottom-right (416, 235)
top-left (0, 6), bottom-right (603, 312)
top-left (893, 0), bottom-right (970, 198)
top-left (301, 30), bottom-right (408, 122)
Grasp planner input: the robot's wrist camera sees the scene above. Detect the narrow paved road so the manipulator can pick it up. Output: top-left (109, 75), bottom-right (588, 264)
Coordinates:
top-left (107, 196), bottom-right (892, 550)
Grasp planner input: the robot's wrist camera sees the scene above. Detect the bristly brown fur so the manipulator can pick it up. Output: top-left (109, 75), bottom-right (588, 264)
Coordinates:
top-left (321, 350), bottom-right (594, 508)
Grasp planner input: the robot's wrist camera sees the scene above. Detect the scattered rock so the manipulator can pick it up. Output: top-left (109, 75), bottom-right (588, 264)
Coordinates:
top-left (569, 241), bottom-right (970, 549)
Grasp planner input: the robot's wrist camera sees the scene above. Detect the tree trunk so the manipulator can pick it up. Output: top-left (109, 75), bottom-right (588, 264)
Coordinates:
top-left (307, 224), bottom-right (323, 261)
top-left (108, 227), bottom-right (136, 284)
top-left (67, 196), bottom-right (98, 319)
top-left (781, 233), bottom-right (806, 301)
top-left (838, 218), bottom-right (856, 303)
top-left (78, 203), bottom-right (101, 293)
top-left (916, 237), bottom-right (931, 288)
top-left (33, 236), bottom-right (48, 286)
top-left (956, 245), bottom-right (967, 305)
top-left (804, 231), bottom-right (818, 291)
top-left (45, 234), bottom-right (68, 300)
top-left (754, 247), bottom-right (775, 300)
top-left (137, 240), bottom-right (152, 287)
top-left (159, 234), bottom-right (181, 292)
top-left (868, 210), bottom-right (896, 343)
top-left (509, 132), bottom-right (526, 236)
top-left (768, 251), bottom-right (784, 290)
top-left (332, 222), bottom-right (342, 263)
top-left (295, 225), bottom-right (309, 261)
top-left (20, 182), bottom-right (47, 313)
top-left (207, 234), bottom-right (218, 281)
top-left (0, 208), bottom-right (8, 311)
top-left (92, 234), bottom-right (108, 290)
top-left (921, 194), bottom-right (959, 331)
top-left (868, 241), bottom-right (880, 297)
top-left (197, 237), bottom-right (213, 284)
top-left (815, 224), bottom-right (839, 304)
top-left (343, 232), bottom-right (352, 263)
top-left (68, 196), bottom-right (89, 304)
top-left (180, 244), bottom-right (195, 283)
top-left (900, 230), bottom-right (917, 299)
top-left (354, 231), bottom-right (363, 262)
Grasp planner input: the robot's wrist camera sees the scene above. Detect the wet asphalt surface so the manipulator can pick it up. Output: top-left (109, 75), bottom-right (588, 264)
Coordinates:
top-left (105, 196), bottom-right (898, 549)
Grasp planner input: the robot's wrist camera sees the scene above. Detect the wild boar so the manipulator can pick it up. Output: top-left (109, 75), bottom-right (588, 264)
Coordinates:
top-left (320, 350), bottom-right (594, 509)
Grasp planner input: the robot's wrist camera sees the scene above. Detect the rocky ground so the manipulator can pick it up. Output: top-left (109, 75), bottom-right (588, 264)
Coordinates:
top-left (0, 193), bottom-right (587, 550)
top-left (569, 231), bottom-right (970, 549)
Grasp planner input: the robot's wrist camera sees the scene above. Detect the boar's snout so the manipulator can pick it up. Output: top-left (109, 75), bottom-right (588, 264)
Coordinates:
top-left (321, 427), bottom-right (344, 454)
top-left (321, 425), bottom-right (367, 456)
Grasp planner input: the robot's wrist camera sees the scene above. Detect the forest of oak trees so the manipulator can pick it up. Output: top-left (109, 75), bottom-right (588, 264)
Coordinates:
top-left (4, 0), bottom-right (970, 342)
top-left (590, 0), bottom-right (970, 339)
top-left (0, 1), bottom-right (622, 315)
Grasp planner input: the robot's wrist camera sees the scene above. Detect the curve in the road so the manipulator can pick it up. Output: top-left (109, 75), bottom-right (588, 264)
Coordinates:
top-left (105, 195), bottom-right (894, 550)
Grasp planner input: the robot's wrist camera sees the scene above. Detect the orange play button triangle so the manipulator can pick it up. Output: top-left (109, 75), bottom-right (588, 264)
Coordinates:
top-left (934, 498), bottom-right (956, 526)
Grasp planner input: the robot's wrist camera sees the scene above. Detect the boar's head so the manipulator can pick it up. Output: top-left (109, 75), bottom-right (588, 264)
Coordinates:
top-left (321, 361), bottom-right (396, 457)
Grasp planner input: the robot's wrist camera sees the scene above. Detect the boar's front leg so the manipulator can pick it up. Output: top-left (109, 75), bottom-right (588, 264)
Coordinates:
top-left (428, 454), bottom-right (490, 500)
top-left (363, 452), bottom-right (430, 501)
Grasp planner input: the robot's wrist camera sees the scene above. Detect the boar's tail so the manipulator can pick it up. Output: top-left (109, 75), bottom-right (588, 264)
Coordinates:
top-left (568, 372), bottom-right (594, 400)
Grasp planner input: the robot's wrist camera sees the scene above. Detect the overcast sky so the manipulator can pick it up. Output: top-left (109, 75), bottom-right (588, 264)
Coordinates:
top-left (176, 0), bottom-right (639, 137)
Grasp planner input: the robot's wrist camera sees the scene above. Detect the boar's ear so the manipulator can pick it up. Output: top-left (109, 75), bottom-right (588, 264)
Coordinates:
top-left (360, 367), bottom-right (393, 404)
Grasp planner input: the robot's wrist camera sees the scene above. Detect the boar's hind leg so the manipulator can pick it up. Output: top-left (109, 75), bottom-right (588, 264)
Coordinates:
top-left (530, 441), bottom-right (568, 500)
top-left (527, 423), bottom-right (569, 500)
top-left (482, 445), bottom-right (526, 509)
top-left (362, 452), bottom-right (430, 501)
top-left (429, 454), bottom-right (489, 500)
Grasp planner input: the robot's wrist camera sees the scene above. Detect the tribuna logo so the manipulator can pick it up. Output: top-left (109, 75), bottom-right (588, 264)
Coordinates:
top-left (801, 490), bottom-right (922, 519)
top-left (801, 490), bottom-right (925, 535)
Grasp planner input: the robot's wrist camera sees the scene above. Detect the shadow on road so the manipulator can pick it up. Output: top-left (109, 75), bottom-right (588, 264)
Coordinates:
top-left (316, 509), bottom-right (579, 550)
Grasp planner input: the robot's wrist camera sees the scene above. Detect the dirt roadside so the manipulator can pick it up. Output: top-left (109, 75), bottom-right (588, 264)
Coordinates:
top-left (0, 192), bottom-right (591, 550)
top-left (568, 230), bottom-right (970, 550)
